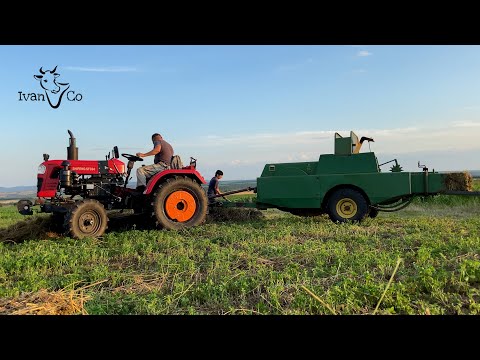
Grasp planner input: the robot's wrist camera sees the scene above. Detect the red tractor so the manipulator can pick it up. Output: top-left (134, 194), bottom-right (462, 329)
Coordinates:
top-left (18, 130), bottom-right (208, 239)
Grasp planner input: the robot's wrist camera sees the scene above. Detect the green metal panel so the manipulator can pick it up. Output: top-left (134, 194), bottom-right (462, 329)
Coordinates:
top-left (257, 174), bottom-right (321, 208)
top-left (257, 172), bottom-right (413, 208)
top-left (410, 172), bottom-right (447, 194)
top-left (260, 162), bottom-right (318, 177)
top-left (317, 172), bottom-right (412, 205)
top-left (317, 153), bottom-right (379, 174)
top-left (334, 131), bottom-right (361, 155)
top-left (260, 153), bottom-right (378, 178)
top-left (335, 137), bottom-right (352, 155)
top-left (257, 168), bottom-right (450, 209)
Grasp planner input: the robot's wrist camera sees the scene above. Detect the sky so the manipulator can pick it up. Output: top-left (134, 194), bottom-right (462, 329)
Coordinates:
top-left (1, 45), bottom-right (480, 187)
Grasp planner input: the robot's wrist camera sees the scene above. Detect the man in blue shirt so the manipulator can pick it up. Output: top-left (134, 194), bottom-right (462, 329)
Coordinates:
top-left (208, 170), bottom-right (223, 204)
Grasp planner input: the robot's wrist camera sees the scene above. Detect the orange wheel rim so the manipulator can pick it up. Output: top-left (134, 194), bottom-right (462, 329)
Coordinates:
top-left (165, 191), bottom-right (197, 222)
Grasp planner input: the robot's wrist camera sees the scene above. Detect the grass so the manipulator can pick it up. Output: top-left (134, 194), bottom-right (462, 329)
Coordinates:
top-left (0, 181), bottom-right (479, 315)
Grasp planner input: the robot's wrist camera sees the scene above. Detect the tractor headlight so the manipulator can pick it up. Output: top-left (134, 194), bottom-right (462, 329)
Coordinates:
top-left (38, 164), bottom-right (46, 175)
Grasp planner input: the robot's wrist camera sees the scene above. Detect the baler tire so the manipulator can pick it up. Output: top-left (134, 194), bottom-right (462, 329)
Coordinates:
top-left (327, 188), bottom-right (369, 223)
top-left (64, 199), bottom-right (108, 239)
top-left (152, 176), bottom-right (207, 230)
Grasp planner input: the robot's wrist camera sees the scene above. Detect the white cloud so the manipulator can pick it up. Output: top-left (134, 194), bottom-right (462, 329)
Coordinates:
top-left (87, 123), bottom-right (480, 175)
top-left (4, 122), bottom-right (480, 186)
top-left (177, 130), bottom-right (334, 149)
top-left (231, 159), bottom-right (254, 166)
top-left (286, 152), bottom-right (317, 162)
top-left (357, 50), bottom-right (372, 57)
top-left (174, 121), bottom-right (480, 176)
top-left (64, 66), bottom-right (139, 72)
top-left (64, 123), bottom-right (480, 183)
top-left (451, 120), bottom-right (480, 127)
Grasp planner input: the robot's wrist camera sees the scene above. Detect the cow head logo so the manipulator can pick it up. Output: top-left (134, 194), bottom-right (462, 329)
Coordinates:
top-left (33, 66), bottom-right (70, 109)
top-left (34, 66), bottom-right (67, 94)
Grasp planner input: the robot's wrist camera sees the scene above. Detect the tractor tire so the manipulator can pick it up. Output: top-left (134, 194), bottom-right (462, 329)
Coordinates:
top-left (17, 199), bottom-right (33, 215)
top-left (152, 176), bottom-right (208, 230)
top-left (368, 207), bottom-right (379, 219)
top-left (326, 188), bottom-right (369, 223)
top-left (64, 199), bottom-right (108, 239)
top-left (288, 208), bottom-right (323, 217)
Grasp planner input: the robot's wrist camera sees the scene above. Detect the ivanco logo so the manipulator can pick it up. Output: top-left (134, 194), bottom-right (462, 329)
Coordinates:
top-left (18, 66), bottom-right (83, 109)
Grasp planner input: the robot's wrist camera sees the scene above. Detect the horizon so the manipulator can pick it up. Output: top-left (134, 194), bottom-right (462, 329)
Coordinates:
top-left (1, 45), bottom-right (480, 187)
top-left (3, 170), bottom-right (480, 189)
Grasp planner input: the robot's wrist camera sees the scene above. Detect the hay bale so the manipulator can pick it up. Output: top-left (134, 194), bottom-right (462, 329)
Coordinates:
top-left (207, 207), bottom-right (264, 223)
top-left (444, 172), bottom-right (473, 191)
top-left (0, 288), bottom-right (90, 315)
top-left (0, 215), bottom-right (61, 244)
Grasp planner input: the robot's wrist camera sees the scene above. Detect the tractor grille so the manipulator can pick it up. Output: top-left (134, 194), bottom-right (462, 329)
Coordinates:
top-left (37, 177), bottom-right (43, 193)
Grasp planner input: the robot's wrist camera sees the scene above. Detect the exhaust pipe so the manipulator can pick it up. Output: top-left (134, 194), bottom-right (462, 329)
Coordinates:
top-left (67, 129), bottom-right (78, 160)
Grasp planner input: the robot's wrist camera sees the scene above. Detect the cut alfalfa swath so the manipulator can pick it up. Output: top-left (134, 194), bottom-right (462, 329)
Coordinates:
top-left (206, 207), bottom-right (264, 223)
top-left (0, 215), bottom-right (61, 243)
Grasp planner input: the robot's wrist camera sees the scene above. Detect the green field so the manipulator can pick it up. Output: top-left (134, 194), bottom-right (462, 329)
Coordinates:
top-left (0, 181), bottom-right (479, 315)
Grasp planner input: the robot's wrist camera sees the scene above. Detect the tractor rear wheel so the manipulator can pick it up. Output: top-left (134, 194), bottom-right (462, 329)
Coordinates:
top-left (152, 176), bottom-right (207, 230)
top-left (326, 188), bottom-right (368, 223)
top-left (64, 199), bottom-right (108, 239)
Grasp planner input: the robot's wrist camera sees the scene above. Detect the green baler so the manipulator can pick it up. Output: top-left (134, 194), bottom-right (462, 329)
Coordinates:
top-left (213, 131), bottom-right (478, 223)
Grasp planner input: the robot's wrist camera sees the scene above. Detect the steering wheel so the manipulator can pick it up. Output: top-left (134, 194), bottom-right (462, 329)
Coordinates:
top-left (122, 153), bottom-right (144, 162)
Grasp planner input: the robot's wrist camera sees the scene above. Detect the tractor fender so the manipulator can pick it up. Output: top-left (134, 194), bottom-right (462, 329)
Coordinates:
top-left (144, 169), bottom-right (206, 195)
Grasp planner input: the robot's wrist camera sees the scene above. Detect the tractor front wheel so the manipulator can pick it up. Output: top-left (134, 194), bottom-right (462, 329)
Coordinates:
top-left (326, 188), bottom-right (368, 223)
top-left (64, 199), bottom-right (108, 239)
top-left (152, 176), bottom-right (207, 230)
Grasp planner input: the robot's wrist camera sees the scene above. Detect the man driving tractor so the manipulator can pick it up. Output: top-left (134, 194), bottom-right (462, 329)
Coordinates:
top-left (135, 133), bottom-right (174, 192)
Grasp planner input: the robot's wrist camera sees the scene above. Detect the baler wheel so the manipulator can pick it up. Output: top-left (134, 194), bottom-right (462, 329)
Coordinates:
top-left (326, 188), bottom-right (368, 223)
top-left (64, 199), bottom-right (108, 239)
top-left (152, 176), bottom-right (207, 230)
